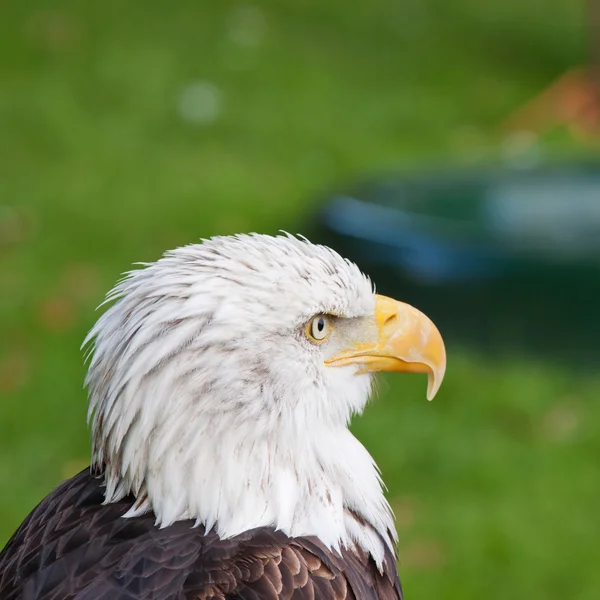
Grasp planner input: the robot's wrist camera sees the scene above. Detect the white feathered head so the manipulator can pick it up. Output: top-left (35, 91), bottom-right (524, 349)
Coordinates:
top-left (83, 234), bottom-right (446, 564)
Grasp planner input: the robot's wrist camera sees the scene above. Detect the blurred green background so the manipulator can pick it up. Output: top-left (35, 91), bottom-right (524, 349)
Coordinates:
top-left (1, 1), bottom-right (599, 598)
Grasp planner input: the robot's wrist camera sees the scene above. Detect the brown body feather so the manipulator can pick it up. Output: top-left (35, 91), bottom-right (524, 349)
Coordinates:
top-left (0, 470), bottom-right (402, 600)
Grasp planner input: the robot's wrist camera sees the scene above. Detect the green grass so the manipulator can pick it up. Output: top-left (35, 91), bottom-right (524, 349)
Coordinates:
top-left (0, 1), bottom-right (598, 598)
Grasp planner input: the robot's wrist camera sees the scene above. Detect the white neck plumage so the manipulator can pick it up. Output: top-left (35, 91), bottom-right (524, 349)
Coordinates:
top-left (99, 418), bottom-right (396, 570)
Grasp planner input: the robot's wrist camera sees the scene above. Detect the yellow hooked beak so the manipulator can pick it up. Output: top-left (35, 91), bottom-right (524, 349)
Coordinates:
top-left (324, 294), bottom-right (446, 400)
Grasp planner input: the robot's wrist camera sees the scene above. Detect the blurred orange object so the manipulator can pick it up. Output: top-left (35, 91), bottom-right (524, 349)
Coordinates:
top-left (503, 0), bottom-right (600, 139)
top-left (502, 67), bottom-right (600, 139)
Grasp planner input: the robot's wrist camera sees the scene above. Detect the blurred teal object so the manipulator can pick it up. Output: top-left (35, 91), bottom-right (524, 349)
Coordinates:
top-left (312, 161), bottom-right (600, 364)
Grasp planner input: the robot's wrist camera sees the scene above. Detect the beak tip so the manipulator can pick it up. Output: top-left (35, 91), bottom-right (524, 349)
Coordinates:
top-left (426, 363), bottom-right (446, 401)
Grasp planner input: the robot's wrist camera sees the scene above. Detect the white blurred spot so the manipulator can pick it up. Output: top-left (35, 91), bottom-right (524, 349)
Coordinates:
top-left (226, 5), bottom-right (267, 47)
top-left (500, 130), bottom-right (542, 169)
top-left (177, 81), bottom-right (223, 125)
top-left (541, 402), bottom-right (581, 443)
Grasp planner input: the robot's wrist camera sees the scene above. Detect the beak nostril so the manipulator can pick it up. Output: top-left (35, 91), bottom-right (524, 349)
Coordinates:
top-left (383, 312), bottom-right (397, 328)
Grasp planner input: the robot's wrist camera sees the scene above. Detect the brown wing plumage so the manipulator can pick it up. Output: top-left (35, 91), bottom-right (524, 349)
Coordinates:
top-left (0, 470), bottom-right (402, 600)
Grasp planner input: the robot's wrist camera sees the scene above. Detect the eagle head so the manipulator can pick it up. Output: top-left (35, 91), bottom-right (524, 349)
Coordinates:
top-left (84, 233), bottom-right (446, 566)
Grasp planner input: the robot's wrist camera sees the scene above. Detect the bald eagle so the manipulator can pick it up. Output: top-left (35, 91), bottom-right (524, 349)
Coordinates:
top-left (0, 234), bottom-right (446, 599)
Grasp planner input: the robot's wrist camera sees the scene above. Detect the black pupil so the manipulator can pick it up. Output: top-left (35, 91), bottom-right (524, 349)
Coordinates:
top-left (317, 318), bottom-right (324, 332)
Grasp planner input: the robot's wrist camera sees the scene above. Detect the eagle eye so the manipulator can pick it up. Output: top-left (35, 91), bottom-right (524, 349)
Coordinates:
top-left (306, 314), bottom-right (331, 343)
